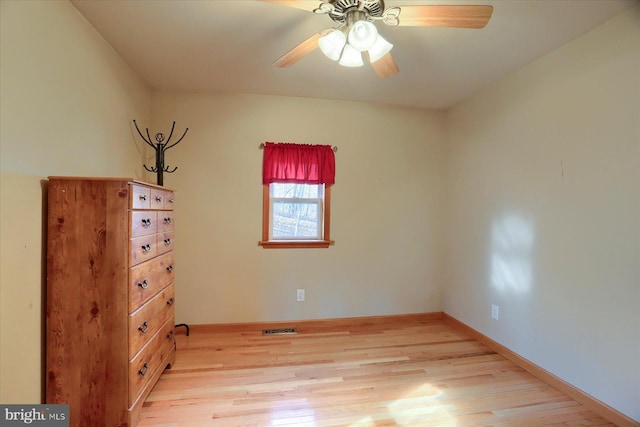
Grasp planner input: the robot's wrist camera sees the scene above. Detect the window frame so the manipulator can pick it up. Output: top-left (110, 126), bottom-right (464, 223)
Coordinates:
top-left (259, 184), bottom-right (334, 249)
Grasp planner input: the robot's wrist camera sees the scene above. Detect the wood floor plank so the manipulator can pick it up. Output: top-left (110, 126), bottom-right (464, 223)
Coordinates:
top-left (138, 317), bottom-right (617, 426)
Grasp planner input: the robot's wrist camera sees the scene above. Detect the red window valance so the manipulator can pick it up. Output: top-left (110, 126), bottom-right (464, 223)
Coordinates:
top-left (262, 142), bottom-right (335, 185)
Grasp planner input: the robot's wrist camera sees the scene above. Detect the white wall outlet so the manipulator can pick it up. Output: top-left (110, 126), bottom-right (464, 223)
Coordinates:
top-left (491, 304), bottom-right (500, 320)
top-left (297, 289), bottom-right (305, 302)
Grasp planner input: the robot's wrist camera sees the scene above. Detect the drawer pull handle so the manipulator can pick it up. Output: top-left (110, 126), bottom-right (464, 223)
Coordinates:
top-left (139, 194), bottom-right (147, 201)
top-left (142, 244), bottom-right (152, 253)
top-left (138, 362), bottom-right (148, 376)
top-left (156, 196), bottom-right (162, 202)
top-left (164, 217), bottom-right (172, 225)
top-left (137, 279), bottom-right (149, 289)
top-left (138, 321), bottom-right (149, 333)
top-left (167, 330), bottom-right (174, 339)
top-left (167, 297), bottom-right (174, 306)
top-left (141, 218), bottom-right (152, 227)
top-left (169, 198), bottom-right (175, 204)
top-left (166, 265), bottom-right (174, 273)
top-left (164, 238), bottom-right (172, 246)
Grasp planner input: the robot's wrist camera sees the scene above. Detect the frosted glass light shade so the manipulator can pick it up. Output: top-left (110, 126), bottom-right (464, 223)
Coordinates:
top-left (339, 43), bottom-right (364, 67)
top-left (318, 30), bottom-right (346, 61)
top-left (348, 20), bottom-right (378, 52)
top-left (367, 34), bottom-right (393, 63)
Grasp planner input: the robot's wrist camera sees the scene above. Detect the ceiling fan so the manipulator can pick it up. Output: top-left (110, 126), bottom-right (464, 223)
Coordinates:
top-left (264, 0), bottom-right (493, 78)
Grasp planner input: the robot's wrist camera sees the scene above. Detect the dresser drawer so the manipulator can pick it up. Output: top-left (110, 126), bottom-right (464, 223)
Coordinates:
top-left (130, 235), bottom-right (158, 266)
top-left (128, 318), bottom-right (175, 407)
top-left (129, 252), bottom-right (175, 312)
top-left (156, 232), bottom-right (174, 256)
top-left (157, 212), bottom-right (175, 233)
top-left (130, 211), bottom-right (158, 238)
top-left (130, 184), bottom-right (151, 209)
top-left (150, 189), bottom-right (167, 210)
top-left (163, 191), bottom-right (175, 210)
top-left (129, 284), bottom-right (175, 360)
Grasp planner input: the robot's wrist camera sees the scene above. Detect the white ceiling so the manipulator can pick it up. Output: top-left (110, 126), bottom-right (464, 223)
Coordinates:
top-left (71, 0), bottom-right (635, 110)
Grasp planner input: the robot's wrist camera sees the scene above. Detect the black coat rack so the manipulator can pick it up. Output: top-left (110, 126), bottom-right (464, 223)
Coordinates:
top-left (132, 120), bottom-right (190, 337)
top-left (133, 120), bottom-right (188, 186)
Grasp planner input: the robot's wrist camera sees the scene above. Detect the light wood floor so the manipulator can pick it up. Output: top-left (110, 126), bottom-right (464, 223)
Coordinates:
top-left (139, 315), bottom-right (615, 426)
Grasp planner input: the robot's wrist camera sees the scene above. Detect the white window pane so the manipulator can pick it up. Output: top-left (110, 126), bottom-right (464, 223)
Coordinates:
top-left (272, 201), bottom-right (319, 239)
top-left (271, 183), bottom-right (322, 199)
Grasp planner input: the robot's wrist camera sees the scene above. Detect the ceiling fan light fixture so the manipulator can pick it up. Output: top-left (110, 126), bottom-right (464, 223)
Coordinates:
top-left (367, 33), bottom-right (393, 63)
top-left (318, 29), bottom-right (347, 61)
top-left (348, 20), bottom-right (378, 52)
top-left (339, 43), bottom-right (364, 67)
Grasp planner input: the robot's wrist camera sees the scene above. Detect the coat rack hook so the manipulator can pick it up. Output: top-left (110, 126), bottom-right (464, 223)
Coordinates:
top-left (133, 120), bottom-right (188, 186)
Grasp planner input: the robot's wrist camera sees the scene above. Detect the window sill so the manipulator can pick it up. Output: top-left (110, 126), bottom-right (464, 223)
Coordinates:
top-left (259, 240), bottom-right (334, 249)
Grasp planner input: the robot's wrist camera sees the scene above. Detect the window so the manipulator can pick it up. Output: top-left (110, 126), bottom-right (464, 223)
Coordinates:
top-left (271, 183), bottom-right (323, 240)
top-left (260, 183), bottom-right (332, 248)
top-left (259, 142), bottom-right (335, 249)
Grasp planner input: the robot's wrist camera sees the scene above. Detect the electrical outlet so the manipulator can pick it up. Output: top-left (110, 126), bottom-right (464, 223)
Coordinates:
top-left (297, 289), bottom-right (305, 302)
top-left (491, 304), bottom-right (500, 320)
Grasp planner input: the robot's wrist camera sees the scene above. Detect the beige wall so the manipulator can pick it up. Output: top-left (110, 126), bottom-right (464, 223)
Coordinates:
top-left (151, 91), bottom-right (445, 325)
top-left (443, 6), bottom-right (640, 421)
top-left (0, 0), bottom-right (151, 403)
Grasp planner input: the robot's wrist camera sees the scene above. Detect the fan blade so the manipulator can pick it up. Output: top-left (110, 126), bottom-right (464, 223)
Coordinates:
top-left (262, 0), bottom-right (321, 13)
top-left (369, 52), bottom-right (399, 79)
top-left (273, 31), bottom-right (324, 68)
top-left (396, 5), bottom-right (493, 29)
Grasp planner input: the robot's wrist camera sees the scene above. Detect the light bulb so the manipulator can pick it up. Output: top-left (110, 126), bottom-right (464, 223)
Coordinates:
top-left (339, 44), bottom-right (363, 67)
top-left (367, 34), bottom-right (393, 63)
top-left (348, 20), bottom-right (378, 52)
top-left (318, 29), bottom-right (346, 61)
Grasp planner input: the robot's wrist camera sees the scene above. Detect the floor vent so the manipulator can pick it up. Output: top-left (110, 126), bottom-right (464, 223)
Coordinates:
top-left (262, 327), bottom-right (297, 336)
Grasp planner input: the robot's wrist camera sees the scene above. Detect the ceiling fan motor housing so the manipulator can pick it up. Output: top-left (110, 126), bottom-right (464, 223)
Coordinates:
top-left (327, 0), bottom-right (385, 23)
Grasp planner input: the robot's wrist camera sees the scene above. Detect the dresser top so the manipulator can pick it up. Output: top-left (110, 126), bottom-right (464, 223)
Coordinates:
top-left (48, 176), bottom-right (172, 191)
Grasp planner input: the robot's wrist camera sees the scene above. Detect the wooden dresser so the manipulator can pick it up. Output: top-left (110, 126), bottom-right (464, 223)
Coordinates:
top-left (46, 177), bottom-right (176, 427)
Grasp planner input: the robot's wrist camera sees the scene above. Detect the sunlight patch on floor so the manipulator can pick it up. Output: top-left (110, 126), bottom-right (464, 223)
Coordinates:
top-left (349, 416), bottom-right (375, 426)
top-left (269, 402), bottom-right (316, 427)
top-left (386, 383), bottom-right (455, 426)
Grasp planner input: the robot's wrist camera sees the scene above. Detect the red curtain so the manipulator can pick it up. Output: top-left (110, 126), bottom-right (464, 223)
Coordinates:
top-left (262, 142), bottom-right (335, 185)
